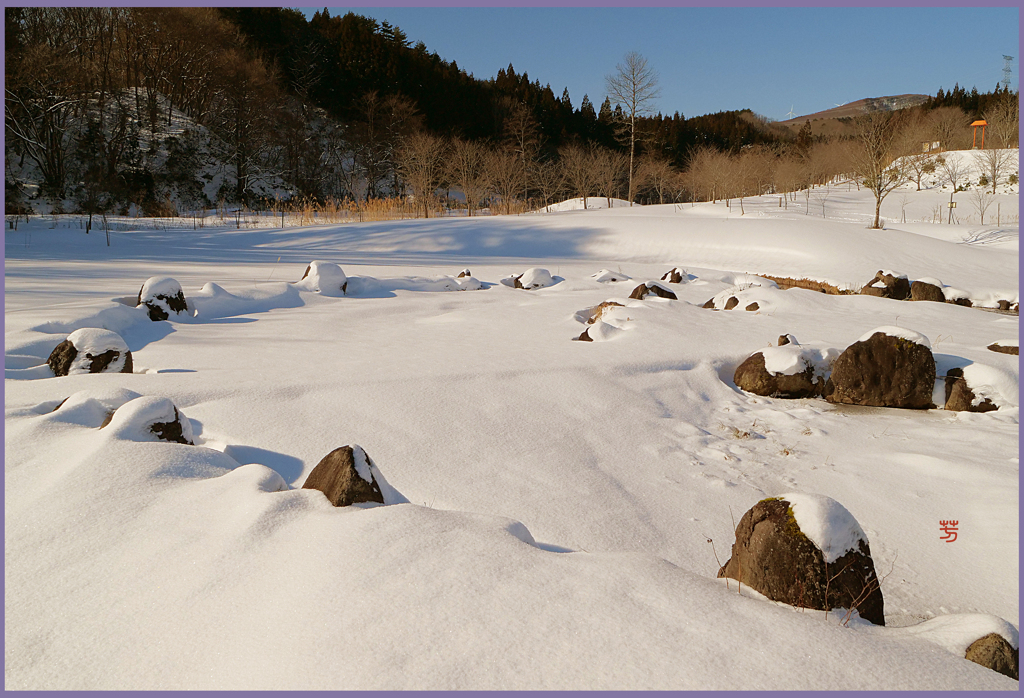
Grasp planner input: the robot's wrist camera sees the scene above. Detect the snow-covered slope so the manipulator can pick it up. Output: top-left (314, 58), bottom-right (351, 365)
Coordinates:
top-left (4, 182), bottom-right (1018, 690)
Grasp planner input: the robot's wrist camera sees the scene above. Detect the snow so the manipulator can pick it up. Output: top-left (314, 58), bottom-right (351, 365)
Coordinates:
top-left (293, 260), bottom-right (348, 297)
top-left (857, 325), bottom-right (932, 349)
top-left (64, 328), bottom-right (131, 375)
top-left (516, 267), bottom-right (556, 289)
top-left (4, 164), bottom-right (1018, 690)
top-left (777, 492), bottom-right (870, 564)
top-left (591, 268), bottom-right (632, 283)
top-left (760, 342), bottom-right (839, 377)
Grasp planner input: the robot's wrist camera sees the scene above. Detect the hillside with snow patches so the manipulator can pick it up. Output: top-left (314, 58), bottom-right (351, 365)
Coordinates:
top-left (3, 169), bottom-right (1019, 690)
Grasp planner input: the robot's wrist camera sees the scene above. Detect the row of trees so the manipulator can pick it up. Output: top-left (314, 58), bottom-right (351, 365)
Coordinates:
top-left (5, 7), bottom-right (1018, 222)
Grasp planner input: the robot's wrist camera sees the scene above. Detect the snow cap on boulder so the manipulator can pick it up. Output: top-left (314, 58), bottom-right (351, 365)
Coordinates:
top-left (295, 261), bottom-right (348, 297)
top-left (47, 328), bottom-right (133, 377)
top-left (102, 395), bottom-right (194, 445)
top-left (137, 277), bottom-right (189, 321)
top-left (856, 325), bottom-right (931, 349)
top-left (513, 268), bottom-right (555, 290)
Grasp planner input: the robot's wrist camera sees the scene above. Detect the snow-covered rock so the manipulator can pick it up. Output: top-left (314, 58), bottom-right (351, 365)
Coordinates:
top-left (47, 328), bottom-right (133, 376)
top-left (103, 396), bottom-right (194, 445)
top-left (137, 277), bottom-right (189, 321)
top-left (294, 261), bottom-right (348, 297)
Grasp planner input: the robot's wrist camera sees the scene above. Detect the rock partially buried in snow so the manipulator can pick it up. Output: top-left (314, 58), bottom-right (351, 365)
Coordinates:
top-left (987, 341), bottom-right (1018, 356)
top-left (943, 369), bottom-right (997, 413)
top-left (511, 268), bottom-right (555, 290)
top-left (733, 340), bottom-right (837, 399)
top-left (910, 280), bottom-right (945, 303)
top-left (457, 268), bottom-right (471, 278)
top-left (47, 328), bottom-right (133, 377)
top-left (295, 261), bottom-right (348, 297)
top-left (102, 396), bottom-right (194, 445)
top-left (824, 327), bottom-right (936, 409)
top-left (591, 269), bottom-right (631, 283)
top-left (137, 277), bottom-right (189, 321)
top-left (301, 445), bottom-right (385, 507)
top-left (628, 281), bottom-right (677, 301)
top-left (943, 364), bottom-right (1017, 412)
top-left (660, 267), bottom-right (688, 284)
top-left (966, 633), bottom-right (1019, 680)
top-left (718, 494), bottom-right (885, 626)
top-left (859, 270), bottom-right (910, 300)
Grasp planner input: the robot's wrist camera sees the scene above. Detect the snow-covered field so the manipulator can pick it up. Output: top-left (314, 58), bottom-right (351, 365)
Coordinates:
top-left (4, 171), bottom-right (1019, 690)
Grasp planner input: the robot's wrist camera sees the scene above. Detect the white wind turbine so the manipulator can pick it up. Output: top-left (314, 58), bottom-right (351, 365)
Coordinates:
top-left (785, 105), bottom-right (796, 119)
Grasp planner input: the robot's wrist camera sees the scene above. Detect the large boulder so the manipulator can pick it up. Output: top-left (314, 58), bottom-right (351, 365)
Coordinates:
top-left (629, 281), bottom-right (677, 301)
top-left (965, 633), bottom-right (1019, 680)
top-left (859, 270), bottom-right (911, 300)
top-left (718, 494), bottom-right (885, 626)
top-left (733, 339), bottom-right (837, 399)
top-left (137, 277), bottom-right (189, 321)
top-left (824, 327), bottom-right (936, 409)
top-left (302, 445), bottom-right (385, 507)
top-left (47, 328), bottom-right (133, 377)
top-left (910, 280), bottom-right (945, 302)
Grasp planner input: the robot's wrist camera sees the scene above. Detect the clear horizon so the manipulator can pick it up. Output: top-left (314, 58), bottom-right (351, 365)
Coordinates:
top-left (297, 6), bottom-right (1019, 121)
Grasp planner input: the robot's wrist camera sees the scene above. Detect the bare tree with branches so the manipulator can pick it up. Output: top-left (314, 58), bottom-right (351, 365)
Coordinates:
top-left (849, 111), bottom-right (911, 229)
top-left (605, 51), bottom-right (660, 206)
top-left (395, 131), bottom-right (447, 218)
top-left (446, 137), bottom-right (488, 216)
top-left (559, 142), bottom-right (600, 209)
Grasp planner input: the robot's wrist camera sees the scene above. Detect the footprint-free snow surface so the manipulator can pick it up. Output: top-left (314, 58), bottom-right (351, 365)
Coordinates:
top-left (4, 184), bottom-right (1018, 690)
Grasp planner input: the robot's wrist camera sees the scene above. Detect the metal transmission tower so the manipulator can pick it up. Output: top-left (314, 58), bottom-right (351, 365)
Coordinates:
top-left (1002, 55), bottom-right (1014, 90)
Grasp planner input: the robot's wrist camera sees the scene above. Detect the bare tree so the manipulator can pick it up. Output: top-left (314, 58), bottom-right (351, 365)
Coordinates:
top-left (592, 146), bottom-right (627, 208)
top-left (936, 153), bottom-right (969, 224)
top-left (635, 154), bottom-right (675, 204)
top-left (350, 91), bottom-right (421, 200)
top-left (929, 107), bottom-right (969, 152)
top-left (446, 137), bottom-right (488, 216)
top-left (967, 186), bottom-right (994, 225)
top-left (395, 131), bottom-right (447, 218)
top-left (559, 142), bottom-right (600, 209)
top-left (974, 147), bottom-right (1017, 194)
top-left (849, 111), bottom-right (911, 229)
top-left (532, 157), bottom-right (565, 212)
top-left (483, 146), bottom-right (526, 215)
top-left (605, 51), bottom-right (660, 205)
top-left (983, 96), bottom-right (1020, 149)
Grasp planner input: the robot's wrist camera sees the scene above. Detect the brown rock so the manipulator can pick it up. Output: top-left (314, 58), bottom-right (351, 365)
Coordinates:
top-left (745, 302), bottom-right (759, 311)
top-left (137, 279), bottom-right (188, 321)
top-left (587, 301), bottom-right (624, 324)
top-left (997, 300), bottom-right (1011, 311)
top-left (724, 296), bottom-right (739, 310)
top-left (825, 332), bottom-right (936, 409)
top-left (860, 270), bottom-right (911, 300)
top-left (910, 280), bottom-right (945, 303)
top-left (577, 328), bottom-right (593, 342)
top-left (150, 406), bottom-right (194, 445)
top-left (778, 334), bottom-right (793, 346)
top-left (965, 633), bottom-right (1019, 680)
top-left (944, 369), bottom-right (998, 412)
top-left (47, 339), bottom-right (133, 377)
top-left (457, 269), bottom-right (471, 278)
top-left (987, 343), bottom-right (1019, 355)
top-left (718, 497), bottom-right (885, 626)
top-left (661, 267), bottom-right (685, 284)
top-left (733, 352), bottom-right (821, 399)
top-left (302, 446), bottom-right (385, 507)
top-left (629, 282), bottom-right (677, 301)
top-left (950, 297), bottom-right (973, 308)
top-left (702, 298), bottom-right (717, 309)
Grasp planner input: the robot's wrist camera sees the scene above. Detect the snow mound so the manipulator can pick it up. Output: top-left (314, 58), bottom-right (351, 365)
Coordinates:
top-left (544, 197), bottom-right (633, 211)
top-left (777, 493), bottom-right (869, 564)
top-left (515, 268), bottom-right (555, 290)
top-left (591, 269), bottom-right (632, 283)
top-left (47, 388), bottom-right (143, 428)
top-left (103, 396), bottom-right (194, 444)
top-left (895, 613), bottom-right (1020, 654)
top-left (294, 261), bottom-right (347, 297)
top-left (961, 363), bottom-right (1019, 409)
top-left (857, 326), bottom-right (931, 349)
top-left (138, 277), bottom-right (190, 317)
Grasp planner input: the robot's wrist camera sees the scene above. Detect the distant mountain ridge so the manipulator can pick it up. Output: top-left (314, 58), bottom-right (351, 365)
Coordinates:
top-left (779, 94), bottom-right (930, 124)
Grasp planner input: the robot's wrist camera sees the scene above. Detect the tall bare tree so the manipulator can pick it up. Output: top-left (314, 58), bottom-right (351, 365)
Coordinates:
top-left (446, 137), bottom-right (488, 216)
top-left (605, 51), bottom-right (660, 206)
top-left (395, 131), bottom-right (447, 218)
top-left (983, 96), bottom-right (1020, 149)
top-left (974, 147), bottom-right (1017, 195)
top-left (484, 146), bottom-right (527, 215)
top-left (532, 157), bottom-right (565, 212)
top-left (849, 111), bottom-right (911, 229)
top-left (559, 142), bottom-right (600, 209)
top-left (936, 153), bottom-right (969, 224)
top-left (592, 146), bottom-right (626, 208)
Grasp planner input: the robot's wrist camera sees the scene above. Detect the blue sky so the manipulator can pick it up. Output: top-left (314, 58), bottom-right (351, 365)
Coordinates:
top-left (297, 6), bottom-right (1019, 121)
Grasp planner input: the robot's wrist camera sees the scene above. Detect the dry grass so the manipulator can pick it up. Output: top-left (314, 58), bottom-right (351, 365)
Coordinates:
top-left (756, 275), bottom-right (855, 295)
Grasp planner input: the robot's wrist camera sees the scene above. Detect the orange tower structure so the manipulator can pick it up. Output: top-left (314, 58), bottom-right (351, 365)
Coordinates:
top-left (971, 120), bottom-right (987, 148)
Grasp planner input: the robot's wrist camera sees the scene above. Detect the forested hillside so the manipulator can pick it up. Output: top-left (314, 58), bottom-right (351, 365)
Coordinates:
top-left (4, 7), bottom-right (1017, 216)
